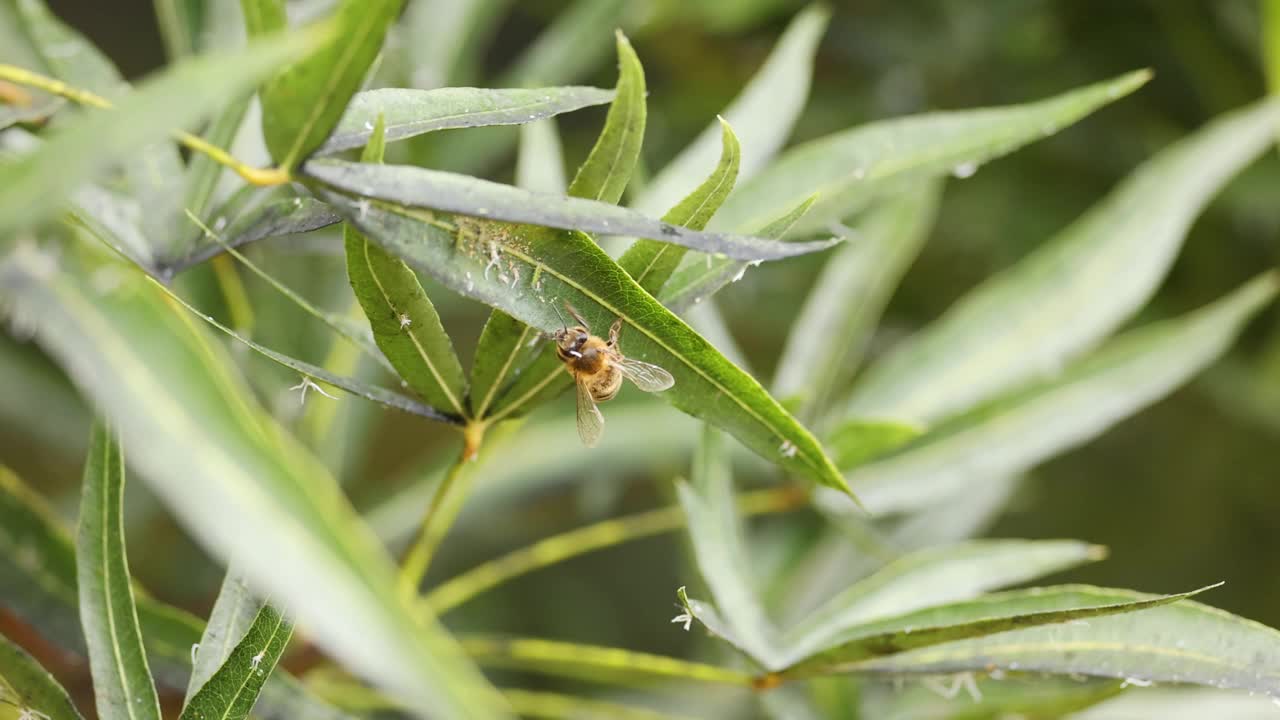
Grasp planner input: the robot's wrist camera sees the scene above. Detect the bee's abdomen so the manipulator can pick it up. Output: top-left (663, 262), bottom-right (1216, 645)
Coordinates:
top-left (588, 366), bottom-right (623, 402)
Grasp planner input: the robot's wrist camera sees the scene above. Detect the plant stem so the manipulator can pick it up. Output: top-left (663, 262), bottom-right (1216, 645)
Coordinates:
top-left (0, 63), bottom-right (289, 186)
top-left (422, 485), bottom-right (808, 616)
top-left (398, 430), bottom-right (486, 597)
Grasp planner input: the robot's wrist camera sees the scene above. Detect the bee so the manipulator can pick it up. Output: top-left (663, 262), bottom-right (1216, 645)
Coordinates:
top-left (553, 303), bottom-right (675, 447)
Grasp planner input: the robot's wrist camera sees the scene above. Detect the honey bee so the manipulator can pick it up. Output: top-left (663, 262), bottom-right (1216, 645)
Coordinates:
top-left (553, 303), bottom-right (675, 447)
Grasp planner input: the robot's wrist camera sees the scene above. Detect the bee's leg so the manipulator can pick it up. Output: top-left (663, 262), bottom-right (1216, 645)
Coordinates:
top-left (608, 318), bottom-right (623, 347)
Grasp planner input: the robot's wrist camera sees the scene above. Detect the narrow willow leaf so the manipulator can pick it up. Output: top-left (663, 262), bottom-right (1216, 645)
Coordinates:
top-left (14, 0), bottom-right (194, 254)
top-left (461, 635), bottom-right (753, 687)
top-left (1072, 688), bottom-right (1280, 719)
top-left (774, 184), bottom-right (940, 418)
top-left (166, 196), bottom-right (341, 277)
top-left (321, 196), bottom-right (851, 493)
top-left (345, 115), bottom-right (468, 417)
top-left (620, 118), bottom-right (741, 295)
top-left (239, 0), bottom-right (286, 37)
top-left (1266, 0), bottom-right (1280, 95)
top-left (844, 585), bottom-right (1280, 698)
top-left (781, 584), bottom-right (1218, 676)
top-left (659, 195), bottom-right (817, 313)
top-left (677, 426), bottom-right (782, 664)
top-left (185, 570), bottom-right (261, 705)
top-left (828, 272), bottom-right (1279, 516)
top-left (76, 422), bottom-right (163, 720)
top-left (675, 586), bottom-right (765, 665)
top-left (0, 471), bottom-right (358, 719)
top-left (403, 0), bottom-right (513, 89)
top-left (182, 94), bottom-right (253, 229)
top-left (0, 633), bottom-right (84, 720)
top-left (846, 98), bottom-right (1280, 424)
top-left (863, 675), bottom-right (1123, 719)
top-left (0, 27), bottom-right (326, 240)
top-left (500, 0), bottom-right (629, 87)
top-left (516, 118), bottom-right (566, 193)
top-left (713, 70), bottom-right (1153, 234)
top-left (180, 603), bottom-right (294, 720)
top-left (826, 419), bottom-right (923, 471)
top-left (567, 31), bottom-right (645, 203)
top-left (780, 540), bottom-right (1107, 665)
top-left (0, 251), bottom-right (509, 719)
top-left (154, 0), bottom-right (197, 59)
top-left (258, 0), bottom-right (402, 167)
top-left (502, 689), bottom-right (698, 720)
top-left (318, 85), bottom-right (614, 154)
top-left (304, 161), bottom-right (839, 261)
top-left (635, 3), bottom-right (829, 215)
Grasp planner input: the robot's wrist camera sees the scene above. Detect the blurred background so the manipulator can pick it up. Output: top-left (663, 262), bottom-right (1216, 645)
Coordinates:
top-left (3, 0), bottom-right (1279, 709)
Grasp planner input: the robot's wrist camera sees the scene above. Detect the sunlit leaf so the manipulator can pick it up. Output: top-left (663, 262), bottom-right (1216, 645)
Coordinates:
top-left (826, 272), bottom-right (1279, 516)
top-left (0, 26), bottom-right (327, 240)
top-left (319, 195), bottom-right (850, 493)
top-left (76, 422), bottom-right (163, 720)
top-left (239, 0), bottom-right (286, 37)
top-left (180, 602), bottom-right (294, 720)
top-left (0, 633), bottom-right (84, 720)
top-left (825, 419), bottom-right (923, 471)
top-left (844, 586), bottom-right (1280, 698)
top-left (620, 118), bottom-right (741, 295)
top-left (845, 98), bottom-right (1280, 424)
top-left (863, 675), bottom-right (1122, 719)
top-left (713, 70), bottom-right (1153, 235)
top-left (634, 3), bottom-right (829, 215)
top-left (305, 161), bottom-right (839, 261)
top-left (1071, 687), bottom-right (1280, 719)
top-left (319, 85), bottom-right (613, 154)
top-left (258, 0), bottom-right (402, 168)
top-left (773, 183), bottom-right (940, 418)
top-left (0, 249), bottom-right (509, 719)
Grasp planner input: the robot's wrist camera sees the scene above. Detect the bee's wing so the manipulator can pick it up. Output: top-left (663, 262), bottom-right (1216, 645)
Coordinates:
top-left (617, 357), bottom-right (675, 393)
top-left (575, 374), bottom-right (605, 447)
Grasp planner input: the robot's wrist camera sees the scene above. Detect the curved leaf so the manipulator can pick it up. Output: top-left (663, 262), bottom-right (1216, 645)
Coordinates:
top-left (0, 27), bottom-right (326, 240)
top-left (303, 160), bottom-right (841, 261)
top-left (258, 0), bottom-right (403, 167)
top-left (185, 570), bottom-right (261, 703)
top-left (567, 31), bottom-right (645, 203)
top-left (516, 119), bottom-right (566, 193)
top-left (844, 586), bottom-right (1280, 698)
top-left (166, 196), bottom-right (341, 277)
top-left (318, 85), bottom-right (614, 154)
top-left (180, 603), bottom-right (294, 720)
top-left (774, 183), bottom-right (940, 418)
top-left (320, 195), bottom-right (851, 493)
top-left (826, 419), bottom-right (923, 471)
top-left (0, 250), bottom-right (509, 719)
top-left (846, 98), bottom-right (1280, 424)
top-left (827, 272), bottom-right (1279, 516)
top-left (0, 633), bottom-right (84, 720)
top-left (713, 69), bottom-right (1153, 235)
top-left (620, 118), bottom-right (741, 295)
top-left (635, 3), bottom-right (829, 215)
top-left (76, 422), bottom-right (163, 720)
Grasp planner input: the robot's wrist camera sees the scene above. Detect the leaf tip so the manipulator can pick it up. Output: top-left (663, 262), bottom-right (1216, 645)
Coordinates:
top-left (1086, 544), bottom-right (1110, 561)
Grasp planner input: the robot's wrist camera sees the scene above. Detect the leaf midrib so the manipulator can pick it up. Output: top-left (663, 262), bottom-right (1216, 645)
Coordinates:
top-left (475, 323), bottom-right (534, 418)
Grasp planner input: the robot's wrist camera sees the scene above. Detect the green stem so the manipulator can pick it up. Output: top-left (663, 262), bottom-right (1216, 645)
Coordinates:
top-left (397, 431), bottom-right (485, 597)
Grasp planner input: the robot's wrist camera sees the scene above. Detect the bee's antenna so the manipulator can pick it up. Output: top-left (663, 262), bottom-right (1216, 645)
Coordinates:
top-left (552, 302), bottom-right (569, 332)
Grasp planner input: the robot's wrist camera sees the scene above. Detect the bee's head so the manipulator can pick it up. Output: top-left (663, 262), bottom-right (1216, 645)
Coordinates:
top-left (554, 325), bottom-right (590, 353)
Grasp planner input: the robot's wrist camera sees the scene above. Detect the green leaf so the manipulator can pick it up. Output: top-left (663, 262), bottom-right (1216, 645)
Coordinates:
top-left (1266, 0), bottom-right (1280, 95)
top-left (659, 195), bottom-right (816, 313)
top-left (0, 250), bottom-right (510, 719)
top-left (180, 602), bottom-right (294, 720)
top-left (620, 118), bottom-right (741, 295)
top-left (321, 197), bottom-right (851, 493)
top-left (258, 0), bottom-right (402, 168)
top-left (516, 119), bottom-right (566, 193)
top-left (501, 689), bottom-right (699, 720)
top-left (826, 419), bottom-right (923, 471)
top-left (779, 540), bottom-right (1107, 666)
top-left (182, 94), bottom-right (253, 231)
top-left (0, 470), bottom-right (358, 719)
top-left (402, 0), bottom-right (512, 89)
top-left (567, 31), bottom-right (645, 203)
top-left (76, 422), bottom-right (163, 720)
top-left (864, 676), bottom-right (1122, 720)
top-left (841, 585), bottom-right (1280, 698)
top-left (0, 632), bottom-right (84, 720)
top-left (829, 272), bottom-right (1279, 516)
top-left (154, 0), bottom-right (198, 59)
top-left (634, 3), bottom-right (829, 215)
top-left (166, 196), bottom-right (341, 277)
top-left (184, 570), bottom-right (261, 705)
top-left (780, 584), bottom-right (1218, 676)
top-left (773, 184), bottom-right (941, 418)
top-left (239, 0), bottom-right (286, 37)
top-left (305, 160), bottom-right (839, 262)
top-left (0, 26), bottom-right (327, 241)
top-left (345, 115), bottom-right (468, 417)
top-left (713, 69), bottom-right (1153, 235)
top-left (1072, 688), bottom-right (1280, 719)
top-left (845, 98), bottom-right (1280, 424)
top-left (676, 426), bottom-right (782, 664)
top-left (318, 85), bottom-right (614, 155)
